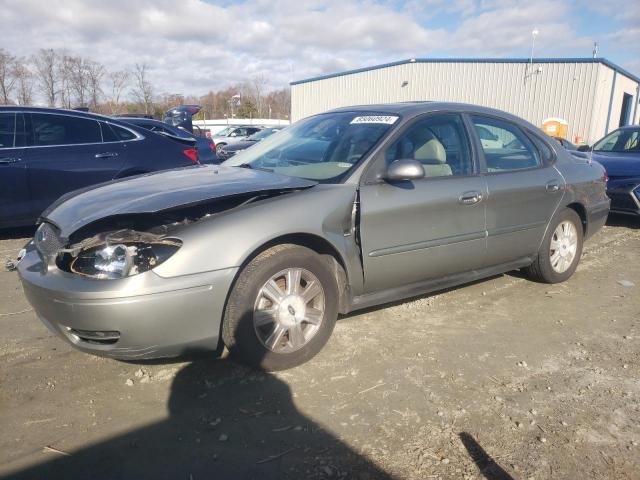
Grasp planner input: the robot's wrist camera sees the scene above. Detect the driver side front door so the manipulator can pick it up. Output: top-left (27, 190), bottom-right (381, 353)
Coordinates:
top-left (359, 113), bottom-right (487, 293)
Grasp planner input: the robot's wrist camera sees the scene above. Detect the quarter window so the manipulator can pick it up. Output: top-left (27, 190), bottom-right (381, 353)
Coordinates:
top-left (471, 116), bottom-right (541, 172)
top-left (108, 124), bottom-right (137, 141)
top-left (385, 114), bottom-right (473, 177)
top-left (31, 114), bottom-right (102, 146)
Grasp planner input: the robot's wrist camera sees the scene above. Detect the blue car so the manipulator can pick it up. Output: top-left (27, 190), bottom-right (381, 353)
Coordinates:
top-left (0, 107), bottom-right (200, 228)
top-left (120, 117), bottom-right (218, 164)
top-left (581, 126), bottom-right (640, 216)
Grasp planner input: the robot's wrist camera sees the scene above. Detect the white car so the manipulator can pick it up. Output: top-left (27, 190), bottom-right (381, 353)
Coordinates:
top-left (213, 126), bottom-right (263, 153)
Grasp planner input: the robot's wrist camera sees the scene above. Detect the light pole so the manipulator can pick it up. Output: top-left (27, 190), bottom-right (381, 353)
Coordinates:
top-left (525, 28), bottom-right (539, 84)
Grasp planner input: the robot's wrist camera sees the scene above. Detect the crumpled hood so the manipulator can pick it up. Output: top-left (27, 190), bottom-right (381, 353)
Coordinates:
top-left (42, 165), bottom-right (317, 238)
top-left (589, 152), bottom-right (640, 178)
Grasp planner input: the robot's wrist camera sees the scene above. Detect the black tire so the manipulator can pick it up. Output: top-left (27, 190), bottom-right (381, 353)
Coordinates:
top-left (524, 208), bottom-right (584, 283)
top-left (222, 244), bottom-right (338, 370)
top-left (215, 143), bottom-right (226, 153)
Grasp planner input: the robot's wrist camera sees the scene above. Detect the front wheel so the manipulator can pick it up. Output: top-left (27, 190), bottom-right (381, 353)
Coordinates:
top-left (222, 245), bottom-right (338, 370)
top-left (215, 143), bottom-right (226, 154)
top-left (524, 208), bottom-right (583, 283)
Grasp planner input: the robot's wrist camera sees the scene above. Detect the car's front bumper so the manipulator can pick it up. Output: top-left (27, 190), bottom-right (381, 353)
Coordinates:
top-left (217, 150), bottom-right (237, 162)
top-left (17, 248), bottom-right (238, 360)
top-left (607, 181), bottom-right (640, 216)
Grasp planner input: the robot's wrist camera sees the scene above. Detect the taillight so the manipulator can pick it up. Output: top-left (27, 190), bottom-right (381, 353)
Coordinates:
top-left (183, 147), bottom-right (199, 163)
top-left (209, 141), bottom-right (216, 153)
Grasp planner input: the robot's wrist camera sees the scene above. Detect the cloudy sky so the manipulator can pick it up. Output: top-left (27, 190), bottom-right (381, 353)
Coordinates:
top-left (1, 0), bottom-right (638, 95)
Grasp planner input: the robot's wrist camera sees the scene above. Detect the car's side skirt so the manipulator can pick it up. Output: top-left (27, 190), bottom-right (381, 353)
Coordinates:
top-left (347, 257), bottom-right (533, 313)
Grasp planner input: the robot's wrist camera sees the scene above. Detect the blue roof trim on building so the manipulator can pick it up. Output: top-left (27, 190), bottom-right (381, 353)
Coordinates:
top-left (290, 57), bottom-right (640, 86)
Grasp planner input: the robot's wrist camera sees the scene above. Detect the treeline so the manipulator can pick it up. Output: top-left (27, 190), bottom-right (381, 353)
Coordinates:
top-left (0, 48), bottom-right (291, 119)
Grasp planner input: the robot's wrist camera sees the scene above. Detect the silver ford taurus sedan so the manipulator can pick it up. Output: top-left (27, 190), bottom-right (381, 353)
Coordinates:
top-left (18, 102), bottom-right (610, 370)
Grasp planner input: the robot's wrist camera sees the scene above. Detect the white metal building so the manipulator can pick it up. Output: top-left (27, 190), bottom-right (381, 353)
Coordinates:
top-left (291, 58), bottom-right (640, 144)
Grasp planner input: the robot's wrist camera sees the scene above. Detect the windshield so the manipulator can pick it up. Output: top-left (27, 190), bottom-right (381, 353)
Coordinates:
top-left (224, 112), bottom-right (398, 181)
top-left (594, 128), bottom-right (640, 153)
top-left (215, 126), bottom-right (234, 137)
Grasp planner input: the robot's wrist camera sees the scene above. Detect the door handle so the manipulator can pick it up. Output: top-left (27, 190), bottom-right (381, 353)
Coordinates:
top-left (546, 181), bottom-right (560, 192)
top-left (0, 157), bottom-right (21, 164)
top-left (459, 191), bottom-right (483, 205)
top-left (95, 152), bottom-right (119, 159)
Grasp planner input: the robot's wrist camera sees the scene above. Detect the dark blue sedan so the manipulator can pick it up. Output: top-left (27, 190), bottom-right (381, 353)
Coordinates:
top-left (0, 107), bottom-right (200, 228)
top-left (120, 117), bottom-right (218, 164)
top-left (584, 126), bottom-right (640, 216)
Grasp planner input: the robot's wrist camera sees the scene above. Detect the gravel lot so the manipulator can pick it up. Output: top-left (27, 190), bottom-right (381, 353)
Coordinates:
top-left (1, 217), bottom-right (639, 480)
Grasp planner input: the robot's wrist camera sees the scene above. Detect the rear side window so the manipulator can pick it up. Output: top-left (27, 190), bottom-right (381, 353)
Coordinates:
top-left (471, 116), bottom-right (541, 172)
top-left (31, 113), bottom-right (102, 146)
top-left (0, 113), bottom-right (16, 148)
top-left (104, 123), bottom-right (137, 142)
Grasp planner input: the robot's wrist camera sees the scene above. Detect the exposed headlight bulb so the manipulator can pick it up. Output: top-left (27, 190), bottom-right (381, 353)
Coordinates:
top-left (93, 244), bottom-right (133, 279)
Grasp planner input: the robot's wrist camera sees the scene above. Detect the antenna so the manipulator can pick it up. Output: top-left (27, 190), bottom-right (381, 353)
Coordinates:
top-left (592, 42), bottom-right (598, 59)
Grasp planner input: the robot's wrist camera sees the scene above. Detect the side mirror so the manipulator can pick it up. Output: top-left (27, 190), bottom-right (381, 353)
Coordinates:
top-left (577, 145), bottom-right (591, 152)
top-left (384, 159), bottom-right (425, 181)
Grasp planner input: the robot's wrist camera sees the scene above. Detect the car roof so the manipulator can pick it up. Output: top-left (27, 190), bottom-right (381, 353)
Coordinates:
top-left (0, 105), bottom-right (145, 130)
top-left (325, 101), bottom-right (540, 131)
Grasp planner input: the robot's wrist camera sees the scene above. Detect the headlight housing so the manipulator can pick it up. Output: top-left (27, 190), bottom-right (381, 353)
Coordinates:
top-left (68, 239), bottom-right (181, 279)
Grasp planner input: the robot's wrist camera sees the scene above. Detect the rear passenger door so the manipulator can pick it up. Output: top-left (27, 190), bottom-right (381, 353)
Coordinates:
top-left (0, 112), bottom-right (30, 226)
top-left (24, 113), bottom-right (126, 218)
top-left (468, 115), bottom-right (564, 266)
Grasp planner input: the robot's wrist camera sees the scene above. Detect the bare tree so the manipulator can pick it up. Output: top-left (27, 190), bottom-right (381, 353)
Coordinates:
top-left (0, 48), bottom-right (17, 104)
top-left (68, 56), bottom-right (90, 107)
top-left (108, 70), bottom-right (129, 113)
top-left (251, 74), bottom-right (268, 117)
top-left (131, 63), bottom-right (154, 114)
top-left (86, 60), bottom-right (105, 110)
top-left (57, 53), bottom-right (74, 108)
top-left (33, 49), bottom-right (58, 107)
top-left (13, 61), bottom-right (34, 106)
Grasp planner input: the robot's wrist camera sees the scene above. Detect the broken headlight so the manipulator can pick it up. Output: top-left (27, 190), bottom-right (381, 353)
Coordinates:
top-left (70, 241), bottom-right (181, 279)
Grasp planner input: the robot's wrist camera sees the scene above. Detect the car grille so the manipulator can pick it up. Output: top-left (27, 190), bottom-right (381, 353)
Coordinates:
top-left (34, 222), bottom-right (64, 257)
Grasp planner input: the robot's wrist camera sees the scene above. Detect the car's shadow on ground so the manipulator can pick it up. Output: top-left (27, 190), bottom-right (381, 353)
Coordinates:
top-left (0, 226), bottom-right (36, 241)
top-left (339, 274), bottom-right (505, 320)
top-left (5, 358), bottom-right (396, 480)
top-left (606, 213), bottom-right (639, 230)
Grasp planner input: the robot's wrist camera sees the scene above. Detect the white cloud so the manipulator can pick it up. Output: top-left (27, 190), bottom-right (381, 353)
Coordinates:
top-left (0, 0), bottom-right (632, 99)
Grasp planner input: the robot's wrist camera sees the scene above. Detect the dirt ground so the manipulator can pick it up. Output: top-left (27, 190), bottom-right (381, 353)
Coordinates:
top-left (1, 217), bottom-right (639, 480)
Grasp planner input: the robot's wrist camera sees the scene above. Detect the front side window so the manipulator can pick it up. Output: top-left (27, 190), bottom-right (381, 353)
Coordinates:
top-left (471, 116), bottom-right (541, 172)
top-left (31, 113), bottom-right (101, 146)
top-left (594, 128), bottom-right (640, 153)
top-left (0, 113), bottom-right (16, 148)
top-left (385, 114), bottom-right (473, 177)
top-left (224, 112), bottom-right (396, 181)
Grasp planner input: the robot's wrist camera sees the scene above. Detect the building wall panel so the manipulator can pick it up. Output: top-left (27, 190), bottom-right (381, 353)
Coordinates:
top-left (291, 60), bottom-right (638, 144)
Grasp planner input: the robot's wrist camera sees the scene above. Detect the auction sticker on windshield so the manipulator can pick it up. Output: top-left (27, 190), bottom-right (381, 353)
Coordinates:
top-left (350, 115), bottom-right (399, 125)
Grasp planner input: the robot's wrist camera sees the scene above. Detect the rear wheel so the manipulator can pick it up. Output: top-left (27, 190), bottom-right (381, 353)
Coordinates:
top-left (524, 208), bottom-right (583, 283)
top-left (222, 244), bottom-right (338, 370)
